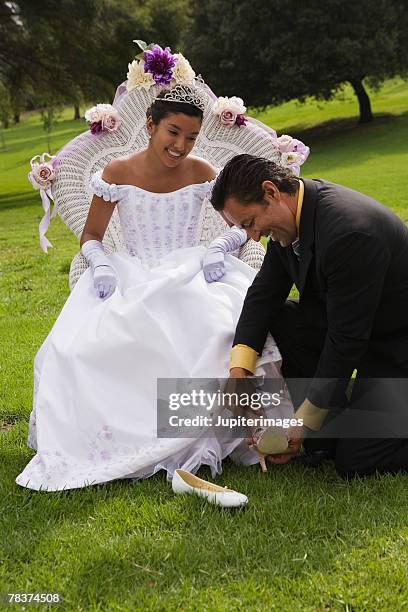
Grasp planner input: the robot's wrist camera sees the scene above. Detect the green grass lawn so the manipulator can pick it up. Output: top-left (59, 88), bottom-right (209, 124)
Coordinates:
top-left (1, 80), bottom-right (408, 611)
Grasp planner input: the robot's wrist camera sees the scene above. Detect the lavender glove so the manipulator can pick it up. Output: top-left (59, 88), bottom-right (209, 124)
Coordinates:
top-left (81, 240), bottom-right (117, 299)
top-left (203, 226), bottom-right (248, 283)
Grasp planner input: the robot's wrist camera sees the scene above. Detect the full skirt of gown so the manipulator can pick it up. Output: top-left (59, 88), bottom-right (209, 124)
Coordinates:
top-left (16, 246), bottom-right (287, 491)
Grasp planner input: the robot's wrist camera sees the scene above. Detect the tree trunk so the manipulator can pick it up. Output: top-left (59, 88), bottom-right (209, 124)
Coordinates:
top-left (74, 105), bottom-right (81, 120)
top-left (13, 112), bottom-right (20, 124)
top-left (350, 79), bottom-right (373, 124)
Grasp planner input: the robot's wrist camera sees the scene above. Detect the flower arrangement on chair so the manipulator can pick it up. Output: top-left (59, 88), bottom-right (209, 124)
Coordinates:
top-left (84, 104), bottom-right (121, 135)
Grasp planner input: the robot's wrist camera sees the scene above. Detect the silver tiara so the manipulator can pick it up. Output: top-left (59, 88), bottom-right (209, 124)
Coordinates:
top-left (156, 84), bottom-right (206, 112)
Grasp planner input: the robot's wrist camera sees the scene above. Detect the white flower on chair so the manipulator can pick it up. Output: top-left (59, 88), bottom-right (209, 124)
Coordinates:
top-left (280, 151), bottom-right (306, 176)
top-left (126, 59), bottom-right (155, 92)
top-left (172, 53), bottom-right (196, 84)
top-left (276, 136), bottom-right (310, 174)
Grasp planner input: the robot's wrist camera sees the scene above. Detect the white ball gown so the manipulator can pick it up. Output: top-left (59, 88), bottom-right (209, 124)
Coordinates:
top-left (16, 171), bottom-right (286, 491)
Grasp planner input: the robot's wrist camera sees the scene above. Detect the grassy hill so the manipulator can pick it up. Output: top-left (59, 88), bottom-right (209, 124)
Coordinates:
top-left (1, 79), bottom-right (408, 610)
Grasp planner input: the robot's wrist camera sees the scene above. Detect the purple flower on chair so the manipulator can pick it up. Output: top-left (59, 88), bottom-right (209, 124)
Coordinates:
top-left (143, 44), bottom-right (176, 85)
top-left (292, 138), bottom-right (310, 161)
top-left (90, 121), bottom-right (103, 135)
top-left (235, 114), bottom-right (247, 126)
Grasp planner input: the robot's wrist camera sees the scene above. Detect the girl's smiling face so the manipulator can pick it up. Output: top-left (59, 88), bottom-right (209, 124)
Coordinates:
top-left (147, 113), bottom-right (202, 168)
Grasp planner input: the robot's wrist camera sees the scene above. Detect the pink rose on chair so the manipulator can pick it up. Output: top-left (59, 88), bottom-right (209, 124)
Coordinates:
top-left (220, 109), bottom-right (236, 126)
top-left (38, 165), bottom-right (54, 182)
top-left (102, 113), bottom-right (120, 132)
top-left (280, 151), bottom-right (307, 177)
top-left (28, 154), bottom-right (56, 190)
top-left (276, 135), bottom-right (295, 153)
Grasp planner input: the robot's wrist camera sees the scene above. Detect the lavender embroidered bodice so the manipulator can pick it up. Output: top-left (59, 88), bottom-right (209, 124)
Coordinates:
top-left (90, 170), bottom-right (213, 268)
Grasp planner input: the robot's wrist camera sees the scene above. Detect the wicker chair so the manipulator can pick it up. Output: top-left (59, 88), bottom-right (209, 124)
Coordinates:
top-left (51, 83), bottom-right (281, 289)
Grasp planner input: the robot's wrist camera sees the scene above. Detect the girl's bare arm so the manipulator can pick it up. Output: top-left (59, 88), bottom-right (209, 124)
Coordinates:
top-left (80, 165), bottom-right (118, 246)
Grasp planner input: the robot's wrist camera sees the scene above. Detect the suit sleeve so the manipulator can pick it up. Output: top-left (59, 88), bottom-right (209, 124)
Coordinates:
top-left (233, 240), bottom-right (293, 354)
top-left (307, 231), bottom-right (391, 408)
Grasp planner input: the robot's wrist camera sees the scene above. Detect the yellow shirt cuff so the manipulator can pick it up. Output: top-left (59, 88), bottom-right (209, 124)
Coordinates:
top-left (295, 399), bottom-right (329, 431)
top-left (230, 344), bottom-right (257, 374)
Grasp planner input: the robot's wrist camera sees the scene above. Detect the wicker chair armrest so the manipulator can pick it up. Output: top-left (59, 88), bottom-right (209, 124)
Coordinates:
top-left (238, 239), bottom-right (265, 271)
top-left (69, 251), bottom-right (89, 291)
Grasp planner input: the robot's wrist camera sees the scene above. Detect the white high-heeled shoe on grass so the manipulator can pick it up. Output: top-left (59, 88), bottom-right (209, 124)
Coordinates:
top-left (172, 469), bottom-right (248, 508)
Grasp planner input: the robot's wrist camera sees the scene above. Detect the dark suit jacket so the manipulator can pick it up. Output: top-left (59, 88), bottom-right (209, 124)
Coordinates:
top-left (234, 178), bottom-right (408, 408)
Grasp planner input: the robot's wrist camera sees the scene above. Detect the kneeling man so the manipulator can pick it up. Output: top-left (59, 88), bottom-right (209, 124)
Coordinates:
top-left (210, 154), bottom-right (408, 477)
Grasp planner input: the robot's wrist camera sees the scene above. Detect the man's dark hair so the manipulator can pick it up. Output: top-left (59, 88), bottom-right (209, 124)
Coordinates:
top-left (210, 154), bottom-right (299, 211)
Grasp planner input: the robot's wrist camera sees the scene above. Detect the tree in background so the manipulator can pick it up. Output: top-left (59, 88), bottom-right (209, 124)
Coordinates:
top-left (187, 0), bottom-right (408, 123)
top-left (40, 107), bottom-right (61, 154)
top-left (0, 0), bottom-right (108, 121)
top-left (102, 0), bottom-right (191, 93)
top-left (0, 81), bottom-right (12, 130)
top-left (0, 0), bottom-right (190, 122)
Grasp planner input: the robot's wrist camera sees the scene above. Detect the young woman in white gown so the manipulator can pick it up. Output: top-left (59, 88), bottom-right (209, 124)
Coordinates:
top-left (16, 86), bottom-right (285, 491)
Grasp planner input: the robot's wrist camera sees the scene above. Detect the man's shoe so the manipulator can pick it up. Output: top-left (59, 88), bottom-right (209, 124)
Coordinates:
top-left (290, 449), bottom-right (332, 467)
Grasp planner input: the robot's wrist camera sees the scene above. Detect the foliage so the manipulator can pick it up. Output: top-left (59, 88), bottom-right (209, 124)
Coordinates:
top-left (0, 81), bottom-right (12, 129)
top-left (100, 0), bottom-right (191, 86)
top-left (187, 0), bottom-right (408, 123)
top-left (0, 0), bottom-right (191, 120)
top-left (40, 107), bottom-right (61, 154)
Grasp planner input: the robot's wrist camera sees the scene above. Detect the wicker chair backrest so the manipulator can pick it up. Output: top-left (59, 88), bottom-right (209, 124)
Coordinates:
top-left (52, 85), bottom-right (278, 287)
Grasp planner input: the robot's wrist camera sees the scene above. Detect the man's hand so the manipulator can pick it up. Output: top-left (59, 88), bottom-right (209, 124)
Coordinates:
top-left (224, 368), bottom-right (257, 418)
top-left (229, 367), bottom-right (250, 379)
top-left (266, 424), bottom-right (306, 465)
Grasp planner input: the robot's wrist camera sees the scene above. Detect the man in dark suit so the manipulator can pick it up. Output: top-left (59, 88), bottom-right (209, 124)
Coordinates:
top-left (210, 154), bottom-right (408, 477)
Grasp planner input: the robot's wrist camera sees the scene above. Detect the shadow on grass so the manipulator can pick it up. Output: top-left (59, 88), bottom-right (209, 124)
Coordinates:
top-left (287, 111), bottom-right (408, 176)
top-left (0, 191), bottom-right (43, 212)
top-left (1, 121), bottom-right (86, 156)
top-left (59, 261), bottom-right (71, 275)
top-left (275, 111), bottom-right (408, 145)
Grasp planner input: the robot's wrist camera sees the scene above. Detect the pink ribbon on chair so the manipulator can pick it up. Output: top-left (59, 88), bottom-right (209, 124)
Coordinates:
top-left (28, 153), bottom-right (58, 253)
top-left (112, 81), bottom-right (128, 109)
top-left (38, 186), bottom-right (58, 253)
